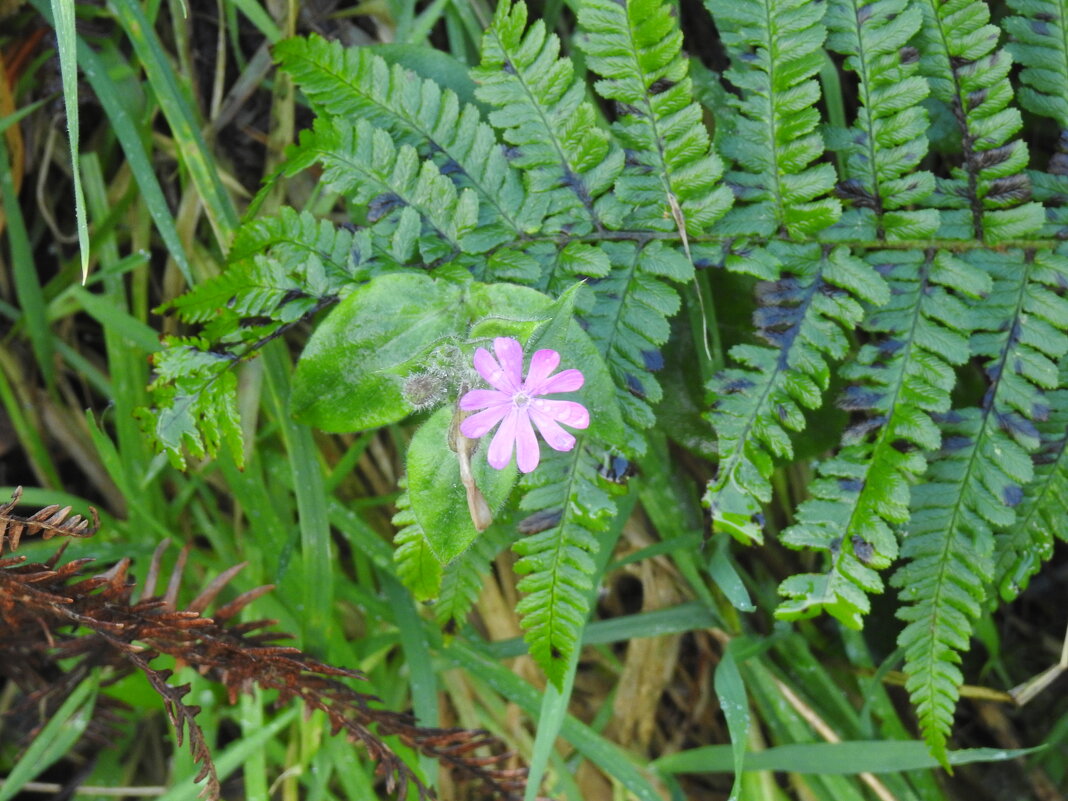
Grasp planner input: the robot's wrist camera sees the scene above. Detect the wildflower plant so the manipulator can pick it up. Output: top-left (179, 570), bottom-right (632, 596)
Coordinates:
top-left (137, 0), bottom-right (1068, 770)
top-left (459, 337), bottom-right (589, 474)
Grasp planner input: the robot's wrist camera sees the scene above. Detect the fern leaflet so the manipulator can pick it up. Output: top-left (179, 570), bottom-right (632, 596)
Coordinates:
top-left (824, 0), bottom-right (937, 240)
top-left (705, 0), bottom-right (841, 237)
top-left (473, 0), bottom-right (624, 234)
top-left (276, 35), bottom-right (543, 250)
top-left (577, 0), bottom-right (733, 233)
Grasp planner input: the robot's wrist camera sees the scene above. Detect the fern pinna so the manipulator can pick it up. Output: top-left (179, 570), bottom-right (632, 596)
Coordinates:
top-left (142, 0), bottom-right (1068, 764)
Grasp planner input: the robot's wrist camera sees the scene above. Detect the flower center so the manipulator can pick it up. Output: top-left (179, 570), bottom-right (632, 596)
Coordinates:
top-left (513, 391), bottom-right (530, 408)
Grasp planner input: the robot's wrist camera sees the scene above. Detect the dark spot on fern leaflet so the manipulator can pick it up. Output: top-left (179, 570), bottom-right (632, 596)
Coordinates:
top-left (966, 88), bottom-right (988, 112)
top-left (439, 158), bottom-right (463, 177)
top-left (835, 179), bottom-right (878, 209)
top-left (615, 102), bottom-right (644, 118)
top-left (368, 192), bottom-right (403, 223)
top-left (722, 376), bottom-right (755, 393)
top-left (599, 455), bottom-right (636, 484)
top-left (1035, 10), bottom-right (1055, 21)
top-left (852, 536), bottom-right (875, 564)
top-left (855, 2), bottom-right (873, 24)
top-left (624, 149), bottom-right (651, 171)
top-left (641, 349), bottom-right (664, 371)
top-left (998, 411), bottom-right (1041, 441)
top-left (1031, 19), bottom-right (1052, 36)
top-left (502, 59), bottom-right (516, 75)
top-left (775, 404), bottom-right (789, 423)
top-left (625, 374), bottom-right (646, 399)
top-left (551, 646), bottom-right (563, 660)
top-left (890, 439), bottom-right (913, 453)
top-left (648, 77), bottom-right (675, 95)
top-left (943, 435), bottom-right (972, 451)
top-left (839, 387), bottom-right (882, 411)
top-left (239, 316), bottom-right (273, 328)
top-left (501, 144), bottom-right (521, 160)
top-left (517, 508), bottom-right (562, 535)
top-left (838, 477), bottom-right (864, 493)
top-left (1002, 484), bottom-right (1024, 507)
top-left (986, 175), bottom-right (1031, 205)
top-left (973, 144), bottom-right (1014, 170)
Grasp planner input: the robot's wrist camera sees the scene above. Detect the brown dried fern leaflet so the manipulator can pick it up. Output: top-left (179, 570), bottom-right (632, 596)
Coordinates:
top-left (0, 488), bottom-right (527, 800)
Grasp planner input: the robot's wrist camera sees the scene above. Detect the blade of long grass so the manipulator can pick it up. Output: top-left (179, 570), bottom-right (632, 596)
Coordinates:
top-left (715, 646), bottom-right (750, 801)
top-left (0, 97), bottom-right (49, 135)
top-left (229, 0), bottom-right (282, 43)
top-left (651, 741), bottom-right (1045, 775)
top-left (47, 0), bottom-right (90, 283)
top-left (263, 343), bottom-right (333, 654)
top-left (239, 690), bottom-right (270, 801)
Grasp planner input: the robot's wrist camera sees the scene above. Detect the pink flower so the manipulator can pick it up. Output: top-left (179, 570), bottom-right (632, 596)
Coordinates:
top-left (459, 337), bottom-right (590, 473)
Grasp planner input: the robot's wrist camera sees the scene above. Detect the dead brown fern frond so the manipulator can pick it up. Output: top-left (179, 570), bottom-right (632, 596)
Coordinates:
top-left (0, 485), bottom-right (99, 554)
top-left (0, 490), bottom-right (528, 800)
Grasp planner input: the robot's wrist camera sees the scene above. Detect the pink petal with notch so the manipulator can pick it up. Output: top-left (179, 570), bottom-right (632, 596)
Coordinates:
top-left (493, 337), bottom-right (524, 391)
top-left (530, 398), bottom-right (589, 429)
top-left (535, 368), bottom-right (584, 396)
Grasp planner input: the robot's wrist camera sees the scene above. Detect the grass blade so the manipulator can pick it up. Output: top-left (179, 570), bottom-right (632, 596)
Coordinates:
top-left (47, 0), bottom-right (90, 283)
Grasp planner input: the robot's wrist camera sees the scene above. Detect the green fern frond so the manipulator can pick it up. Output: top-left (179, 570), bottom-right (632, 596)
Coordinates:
top-left (139, 338), bottom-right (242, 470)
top-left (168, 209), bottom-right (363, 325)
top-left (705, 244), bottom-right (888, 543)
top-left (777, 250), bottom-right (991, 627)
top-left (473, 0), bottom-right (624, 234)
top-left (1005, 0), bottom-right (1068, 128)
top-left (577, 0), bottom-right (733, 233)
top-left (393, 478), bottom-right (443, 602)
top-left (916, 0), bottom-right (1043, 243)
top-left (513, 444), bottom-right (616, 686)
top-left (435, 521), bottom-right (514, 629)
top-left (825, 0), bottom-right (938, 239)
top-left (893, 408), bottom-right (1006, 763)
top-left (275, 36), bottom-right (542, 250)
top-left (287, 118), bottom-right (479, 264)
top-left (705, 0), bottom-right (841, 237)
top-left (142, 210), bottom-right (371, 469)
top-left (893, 248), bottom-right (1068, 760)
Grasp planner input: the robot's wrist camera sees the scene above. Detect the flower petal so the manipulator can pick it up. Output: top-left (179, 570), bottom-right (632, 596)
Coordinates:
top-left (459, 388), bottom-right (510, 411)
top-left (473, 347), bottom-right (516, 393)
top-left (487, 406), bottom-right (520, 469)
top-left (535, 368), bottom-right (584, 396)
top-left (514, 409), bottom-right (541, 473)
top-left (528, 406), bottom-right (577, 453)
top-left (530, 398), bottom-right (589, 429)
top-left (494, 337), bottom-right (525, 391)
top-left (460, 403), bottom-right (511, 439)
top-left (522, 349), bottom-right (560, 393)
